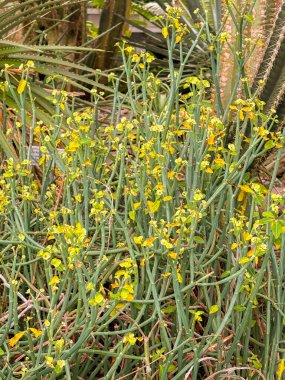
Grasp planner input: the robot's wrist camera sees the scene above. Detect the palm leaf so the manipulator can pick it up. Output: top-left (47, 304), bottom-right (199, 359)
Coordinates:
top-left (0, 0), bottom-right (104, 161)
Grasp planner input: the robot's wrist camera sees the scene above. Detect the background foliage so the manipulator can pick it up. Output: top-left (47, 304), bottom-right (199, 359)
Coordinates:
top-left (0, 1), bottom-right (285, 380)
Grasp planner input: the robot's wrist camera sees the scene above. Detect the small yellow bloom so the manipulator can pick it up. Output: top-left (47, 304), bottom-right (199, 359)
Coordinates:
top-left (209, 305), bottom-right (219, 314)
top-left (147, 200), bottom-right (160, 213)
top-left (175, 34), bottom-right (182, 43)
top-left (29, 328), bottom-right (43, 338)
top-left (9, 331), bottom-right (25, 347)
top-left (207, 135), bottom-right (215, 145)
top-left (49, 275), bottom-right (60, 287)
top-left (89, 292), bottom-right (104, 306)
top-left (162, 27), bottom-right (169, 38)
top-left (45, 356), bottom-right (54, 368)
top-left (239, 184), bottom-right (254, 194)
top-left (17, 79), bottom-right (27, 94)
top-left (134, 235), bottom-right (143, 245)
top-left (161, 239), bottom-right (173, 249)
top-left (277, 359), bottom-right (285, 380)
top-left (161, 272), bottom-right (171, 278)
top-left (123, 333), bottom-right (137, 345)
top-left (168, 251), bottom-right (177, 260)
top-left (86, 282), bottom-right (94, 292)
top-left (193, 310), bottom-right (204, 322)
top-left (132, 54), bottom-right (140, 63)
top-left (142, 236), bottom-right (156, 248)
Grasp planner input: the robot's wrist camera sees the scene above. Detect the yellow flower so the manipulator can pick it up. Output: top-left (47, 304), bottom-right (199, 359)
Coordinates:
top-left (277, 359), bottom-right (285, 380)
top-left (51, 258), bottom-right (61, 268)
top-left (177, 271), bottom-right (182, 283)
top-left (142, 236), bottom-right (156, 248)
top-left (134, 235), bottom-right (143, 245)
top-left (129, 210), bottom-right (136, 221)
top-left (56, 359), bottom-right (65, 369)
top-left (161, 272), bottom-right (171, 278)
top-left (123, 333), bottom-right (137, 345)
top-left (29, 328), bottom-right (43, 338)
top-left (207, 135), bottom-right (215, 145)
top-left (239, 184), bottom-right (254, 194)
top-left (193, 310), bottom-right (204, 322)
top-left (193, 190), bottom-right (205, 201)
top-left (26, 60), bottom-right (35, 68)
top-left (9, 331), bottom-right (25, 347)
top-left (89, 292), bottom-right (104, 306)
top-left (86, 282), bottom-right (94, 292)
top-left (66, 139), bottom-right (80, 153)
top-left (150, 124), bottom-right (164, 132)
top-left (175, 34), bottom-right (182, 43)
top-left (17, 79), bottom-right (27, 94)
top-left (134, 202), bottom-right (141, 210)
top-left (49, 275), bottom-right (60, 286)
top-left (125, 46), bottom-right (134, 54)
top-left (161, 239), bottom-right (173, 249)
top-left (132, 54), bottom-right (140, 63)
top-left (238, 190), bottom-right (245, 202)
top-left (168, 251), bottom-right (177, 260)
top-left (119, 259), bottom-right (133, 268)
top-left (147, 200), bottom-right (160, 213)
top-left (45, 356), bottom-right (54, 368)
top-left (213, 154), bottom-right (226, 168)
top-left (162, 27), bottom-right (168, 38)
top-left (75, 194), bottom-right (82, 202)
top-left (209, 305), bottom-right (219, 314)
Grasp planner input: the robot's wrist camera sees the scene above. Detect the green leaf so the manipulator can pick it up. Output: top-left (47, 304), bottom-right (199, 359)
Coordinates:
top-left (168, 363), bottom-right (176, 373)
top-left (271, 220), bottom-right (282, 239)
top-left (220, 270), bottom-right (230, 279)
top-left (194, 236), bottom-right (205, 244)
top-left (262, 211), bottom-right (275, 218)
top-left (264, 140), bottom-right (275, 150)
top-left (129, 210), bottom-right (136, 221)
top-left (234, 305), bottom-right (246, 312)
top-left (245, 14), bottom-right (254, 24)
top-left (162, 305), bottom-right (176, 314)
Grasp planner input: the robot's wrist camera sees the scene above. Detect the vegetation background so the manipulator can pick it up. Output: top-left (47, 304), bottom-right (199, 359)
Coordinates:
top-left (0, 1), bottom-right (285, 379)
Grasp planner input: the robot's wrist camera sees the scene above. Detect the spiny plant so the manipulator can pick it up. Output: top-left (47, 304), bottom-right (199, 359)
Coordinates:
top-left (251, 1), bottom-right (285, 118)
top-left (131, 1), bottom-right (285, 124)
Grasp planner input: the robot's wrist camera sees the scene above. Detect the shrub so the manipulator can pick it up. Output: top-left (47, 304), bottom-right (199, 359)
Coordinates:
top-left (0, 6), bottom-right (284, 380)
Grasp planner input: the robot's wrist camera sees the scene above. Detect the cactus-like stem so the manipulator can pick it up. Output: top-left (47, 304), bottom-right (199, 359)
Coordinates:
top-left (251, 1), bottom-right (285, 118)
